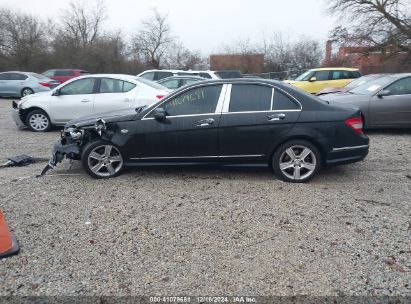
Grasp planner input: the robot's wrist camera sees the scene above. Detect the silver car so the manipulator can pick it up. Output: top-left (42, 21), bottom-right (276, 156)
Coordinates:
top-left (320, 73), bottom-right (411, 129)
top-left (0, 71), bottom-right (60, 98)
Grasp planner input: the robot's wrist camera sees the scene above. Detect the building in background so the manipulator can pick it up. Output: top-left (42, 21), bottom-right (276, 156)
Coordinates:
top-left (323, 40), bottom-right (411, 74)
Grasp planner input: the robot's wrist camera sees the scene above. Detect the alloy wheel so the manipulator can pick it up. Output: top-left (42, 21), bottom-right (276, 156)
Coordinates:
top-left (28, 113), bottom-right (49, 131)
top-left (87, 145), bottom-right (123, 177)
top-left (22, 89), bottom-right (33, 96)
top-left (279, 145), bottom-right (317, 180)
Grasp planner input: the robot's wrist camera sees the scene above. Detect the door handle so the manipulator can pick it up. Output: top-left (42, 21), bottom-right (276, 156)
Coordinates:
top-left (267, 113), bottom-right (286, 121)
top-left (81, 99), bottom-right (91, 102)
top-left (196, 118), bottom-right (214, 127)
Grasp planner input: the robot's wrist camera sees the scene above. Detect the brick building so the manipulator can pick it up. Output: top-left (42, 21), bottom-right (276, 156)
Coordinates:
top-left (323, 40), bottom-right (411, 74)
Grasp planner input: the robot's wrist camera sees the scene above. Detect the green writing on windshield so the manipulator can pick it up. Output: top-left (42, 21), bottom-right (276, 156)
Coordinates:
top-left (170, 89), bottom-right (205, 107)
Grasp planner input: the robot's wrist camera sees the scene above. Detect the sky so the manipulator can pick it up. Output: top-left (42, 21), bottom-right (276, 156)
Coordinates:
top-left (0, 0), bottom-right (336, 55)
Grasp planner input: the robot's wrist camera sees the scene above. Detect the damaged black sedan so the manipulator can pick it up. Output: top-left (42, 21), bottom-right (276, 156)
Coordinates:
top-left (43, 79), bottom-right (369, 183)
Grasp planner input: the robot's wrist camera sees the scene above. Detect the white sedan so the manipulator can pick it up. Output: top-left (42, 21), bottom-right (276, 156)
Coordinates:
top-left (11, 74), bottom-right (170, 132)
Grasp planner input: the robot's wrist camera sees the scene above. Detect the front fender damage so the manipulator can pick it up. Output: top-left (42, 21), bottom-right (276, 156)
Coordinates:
top-left (38, 119), bottom-right (116, 177)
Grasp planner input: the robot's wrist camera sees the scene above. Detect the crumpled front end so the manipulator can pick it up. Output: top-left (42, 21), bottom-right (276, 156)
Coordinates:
top-left (39, 119), bottom-right (113, 176)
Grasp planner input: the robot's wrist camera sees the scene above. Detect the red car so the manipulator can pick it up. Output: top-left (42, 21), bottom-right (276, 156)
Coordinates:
top-left (42, 69), bottom-right (90, 84)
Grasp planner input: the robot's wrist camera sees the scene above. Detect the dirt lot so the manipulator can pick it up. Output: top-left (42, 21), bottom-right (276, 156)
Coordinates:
top-left (0, 98), bottom-right (410, 297)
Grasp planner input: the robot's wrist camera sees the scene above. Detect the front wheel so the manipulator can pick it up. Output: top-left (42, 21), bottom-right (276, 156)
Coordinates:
top-left (272, 140), bottom-right (321, 183)
top-left (81, 140), bottom-right (124, 179)
top-left (26, 109), bottom-right (52, 132)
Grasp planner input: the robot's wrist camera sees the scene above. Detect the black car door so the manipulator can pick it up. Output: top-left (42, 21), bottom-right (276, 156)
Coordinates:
top-left (218, 83), bottom-right (301, 161)
top-left (130, 84), bottom-right (225, 160)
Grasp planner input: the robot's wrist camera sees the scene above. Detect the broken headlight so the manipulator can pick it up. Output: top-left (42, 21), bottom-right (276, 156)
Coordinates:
top-left (66, 127), bottom-right (84, 140)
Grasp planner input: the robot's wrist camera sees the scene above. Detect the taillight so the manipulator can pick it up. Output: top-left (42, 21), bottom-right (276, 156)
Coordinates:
top-left (156, 95), bottom-right (165, 100)
top-left (345, 117), bottom-right (363, 134)
top-left (39, 82), bottom-right (51, 87)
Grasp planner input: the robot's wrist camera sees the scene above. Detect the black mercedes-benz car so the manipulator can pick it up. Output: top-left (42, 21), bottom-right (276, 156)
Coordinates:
top-left (42, 79), bottom-right (369, 183)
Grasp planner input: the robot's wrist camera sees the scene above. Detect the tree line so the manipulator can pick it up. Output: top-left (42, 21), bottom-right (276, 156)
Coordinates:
top-left (0, 0), bottom-right (408, 75)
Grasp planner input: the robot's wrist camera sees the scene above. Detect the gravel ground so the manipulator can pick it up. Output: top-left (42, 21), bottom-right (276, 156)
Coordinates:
top-left (0, 98), bottom-right (410, 297)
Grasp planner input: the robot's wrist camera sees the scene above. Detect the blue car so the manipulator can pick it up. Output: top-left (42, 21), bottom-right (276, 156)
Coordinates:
top-left (0, 71), bottom-right (60, 98)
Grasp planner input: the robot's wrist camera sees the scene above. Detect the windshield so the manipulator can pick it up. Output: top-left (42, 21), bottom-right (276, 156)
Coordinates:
top-left (346, 75), bottom-right (383, 89)
top-left (294, 70), bottom-right (313, 81)
top-left (349, 76), bottom-right (394, 95)
top-left (136, 77), bottom-right (168, 90)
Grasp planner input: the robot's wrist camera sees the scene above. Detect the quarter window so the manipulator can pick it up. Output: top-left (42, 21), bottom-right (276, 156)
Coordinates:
top-left (161, 85), bottom-right (222, 116)
top-left (385, 77), bottom-right (411, 95)
top-left (59, 78), bottom-right (95, 95)
top-left (229, 84), bottom-right (272, 112)
top-left (273, 90), bottom-right (299, 110)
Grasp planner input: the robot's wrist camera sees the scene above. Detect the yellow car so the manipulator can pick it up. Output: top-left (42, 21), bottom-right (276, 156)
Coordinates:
top-left (284, 68), bottom-right (362, 94)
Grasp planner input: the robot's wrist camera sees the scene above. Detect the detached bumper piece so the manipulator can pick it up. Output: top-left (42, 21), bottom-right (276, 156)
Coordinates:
top-left (0, 210), bottom-right (20, 259)
top-left (38, 141), bottom-right (81, 177)
top-left (11, 104), bottom-right (27, 129)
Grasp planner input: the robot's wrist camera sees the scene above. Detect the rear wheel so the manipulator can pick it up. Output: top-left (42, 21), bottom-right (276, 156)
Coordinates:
top-left (82, 140), bottom-right (124, 179)
top-left (21, 88), bottom-right (34, 97)
top-left (272, 140), bottom-right (321, 183)
top-left (26, 109), bottom-right (52, 132)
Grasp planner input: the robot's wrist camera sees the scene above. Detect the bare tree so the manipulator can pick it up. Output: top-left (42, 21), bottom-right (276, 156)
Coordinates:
top-left (165, 43), bottom-right (207, 70)
top-left (131, 9), bottom-right (175, 68)
top-left (0, 8), bottom-right (48, 70)
top-left (327, 0), bottom-right (411, 56)
top-left (58, 0), bottom-right (107, 47)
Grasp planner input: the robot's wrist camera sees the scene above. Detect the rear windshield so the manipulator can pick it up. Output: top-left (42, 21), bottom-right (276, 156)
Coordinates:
top-left (349, 76), bottom-right (395, 95)
top-left (30, 73), bottom-right (49, 80)
top-left (137, 77), bottom-right (168, 90)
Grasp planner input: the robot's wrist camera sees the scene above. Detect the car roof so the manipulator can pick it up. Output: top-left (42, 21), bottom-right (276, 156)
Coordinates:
top-left (310, 67), bottom-right (360, 71)
top-left (159, 76), bottom-right (205, 81)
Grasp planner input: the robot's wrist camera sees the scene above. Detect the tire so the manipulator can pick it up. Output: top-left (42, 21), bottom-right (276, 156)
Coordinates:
top-left (272, 139), bottom-right (321, 183)
top-left (81, 140), bottom-right (124, 179)
top-left (21, 88), bottom-right (34, 97)
top-left (26, 109), bottom-right (52, 132)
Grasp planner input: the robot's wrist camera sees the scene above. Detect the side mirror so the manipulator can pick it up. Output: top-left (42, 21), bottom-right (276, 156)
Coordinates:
top-left (308, 76), bottom-right (317, 82)
top-left (377, 89), bottom-right (390, 98)
top-left (51, 89), bottom-right (60, 96)
top-left (153, 107), bottom-right (166, 120)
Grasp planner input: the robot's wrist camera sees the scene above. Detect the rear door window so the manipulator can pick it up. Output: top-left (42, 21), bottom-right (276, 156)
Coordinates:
top-left (140, 72), bottom-right (155, 80)
top-left (161, 85), bottom-right (222, 116)
top-left (229, 84), bottom-right (272, 112)
top-left (100, 78), bottom-right (136, 93)
top-left (155, 71), bottom-right (173, 80)
top-left (55, 70), bottom-right (74, 76)
top-left (331, 70), bottom-right (351, 80)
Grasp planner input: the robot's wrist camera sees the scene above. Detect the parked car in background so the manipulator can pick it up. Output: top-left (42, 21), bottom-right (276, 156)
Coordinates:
top-left (284, 68), bottom-right (361, 94)
top-left (11, 74), bottom-right (170, 132)
top-left (137, 69), bottom-right (240, 81)
top-left (42, 69), bottom-right (90, 84)
top-left (316, 74), bottom-right (386, 96)
top-left (46, 79), bottom-right (369, 182)
top-left (157, 76), bottom-right (205, 90)
top-left (0, 71), bottom-right (59, 98)
top-left (319, 73), bottom-right (411, 129)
